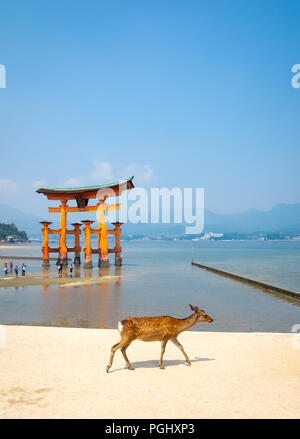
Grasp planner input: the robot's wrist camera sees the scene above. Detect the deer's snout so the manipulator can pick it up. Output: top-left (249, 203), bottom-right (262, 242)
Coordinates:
top-left (207, 316), bottom-right (214, 323)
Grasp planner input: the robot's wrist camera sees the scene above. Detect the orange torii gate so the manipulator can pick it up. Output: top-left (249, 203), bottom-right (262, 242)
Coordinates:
top-left (37, 177), bottom-right (134, 268)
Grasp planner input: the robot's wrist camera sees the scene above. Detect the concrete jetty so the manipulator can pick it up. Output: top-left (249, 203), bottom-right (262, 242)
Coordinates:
top-left (192, 261), bottom-right (300, 301)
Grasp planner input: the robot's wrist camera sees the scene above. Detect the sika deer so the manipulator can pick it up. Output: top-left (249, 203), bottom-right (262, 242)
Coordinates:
top-left (106, 304), bottom-right (213, 372)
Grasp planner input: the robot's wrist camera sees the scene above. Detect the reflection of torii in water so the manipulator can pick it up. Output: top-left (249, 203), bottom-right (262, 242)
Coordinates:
top-left (37, 177), bottom-right (134, 268)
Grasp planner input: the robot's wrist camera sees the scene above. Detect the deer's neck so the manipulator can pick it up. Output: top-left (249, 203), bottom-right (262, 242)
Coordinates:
top-left (177, 313), bottom-right (198, 333)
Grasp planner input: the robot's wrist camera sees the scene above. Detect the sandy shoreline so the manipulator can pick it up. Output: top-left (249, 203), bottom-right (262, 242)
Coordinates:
top-left (0, 246), bottom-right (40, 249)
top-left (0, 325), bottom-right (299, 419)
top-left (0, 274), bottom-right (120, 288)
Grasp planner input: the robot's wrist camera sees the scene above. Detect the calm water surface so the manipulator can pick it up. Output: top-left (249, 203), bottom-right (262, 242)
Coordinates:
top-left (0, 240), bottom-right (299, 332)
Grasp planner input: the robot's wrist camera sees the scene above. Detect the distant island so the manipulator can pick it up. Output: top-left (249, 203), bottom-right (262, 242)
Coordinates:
top-left (0, 223), bottom-right (28, 243)
top-left (1, 202), bottom-right (300, 241)
top-left (121, 231), bottom-right (300, 242)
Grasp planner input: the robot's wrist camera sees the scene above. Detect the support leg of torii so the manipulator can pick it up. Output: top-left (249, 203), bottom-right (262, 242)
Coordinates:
top-left (97, 201), bottom-right (110, 267)
top-left (112, 222), bottom-right (123, 266)
top-left (58, 200), bottom-right (68, 266)
top-left (40, 221), bottom-right (52, 266)
top-left (72, 223), bottom-right (82, 265)
top-left (99, 228), bottom-right (110, 267)
top-left (82, 220), bottom-right (94, 269)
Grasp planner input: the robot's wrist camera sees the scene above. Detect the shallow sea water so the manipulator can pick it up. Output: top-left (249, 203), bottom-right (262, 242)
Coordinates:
top-left (0, 240), bottom-right (299, 332)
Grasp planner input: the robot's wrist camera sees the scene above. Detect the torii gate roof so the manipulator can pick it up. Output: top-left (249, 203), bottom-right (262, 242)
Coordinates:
top-left (36, 176), bottom-right (134, 201)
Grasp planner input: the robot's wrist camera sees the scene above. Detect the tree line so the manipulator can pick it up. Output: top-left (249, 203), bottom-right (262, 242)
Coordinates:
top-left (0, 223), bottom-right (28, 242)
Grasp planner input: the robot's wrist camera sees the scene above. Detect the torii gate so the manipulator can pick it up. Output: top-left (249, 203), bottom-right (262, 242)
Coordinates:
top-left (37, 177), bottom-right (134, 268)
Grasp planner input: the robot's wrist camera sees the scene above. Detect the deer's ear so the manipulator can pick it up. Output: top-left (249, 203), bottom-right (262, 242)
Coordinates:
top-left (189, 304), bottom-right (195, 311)
top-left (194, 306), bottom-right (199, 313)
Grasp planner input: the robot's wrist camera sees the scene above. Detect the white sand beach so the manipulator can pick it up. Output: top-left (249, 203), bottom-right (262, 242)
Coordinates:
top-left (0, 325), bottom-right (299, 419)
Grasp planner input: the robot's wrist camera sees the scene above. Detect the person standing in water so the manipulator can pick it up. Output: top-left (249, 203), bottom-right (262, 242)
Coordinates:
top-left (14, 265), bottom-right (19, 277)
top-left (22, 263), bottom-right (27, 276)
top-left (69, 264), bottom-right (73, 277)
top-left (58, 262), bottom-right (63, 277)
top-left (4, 263), bottom-right (8, 275)
top-left (9, 261), bottom-right (13, 272)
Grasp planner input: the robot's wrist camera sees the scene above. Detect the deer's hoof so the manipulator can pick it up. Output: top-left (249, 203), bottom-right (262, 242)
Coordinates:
top-left (106, 366), bottom-right (110, 373)
top-left (159, 366), bottom-right (165, 370)
top-left (127, 366), bottom-right (135, 371)
top-left (186, 362), bottom-right (191, 366)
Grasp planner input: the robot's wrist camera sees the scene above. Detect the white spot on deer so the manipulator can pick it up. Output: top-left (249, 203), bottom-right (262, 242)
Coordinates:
top-left (118, 321), bottom-right (123, 333)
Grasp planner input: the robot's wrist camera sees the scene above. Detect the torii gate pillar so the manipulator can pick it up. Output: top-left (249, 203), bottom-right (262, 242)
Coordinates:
top-left (40, 221), bottom-right (52, 266)
top-left (113, 222), bottom-right (123, 266)
top-left (82, 220), bottom-right (94, 269)
top-left (72, 223), bottom-right (82, 265)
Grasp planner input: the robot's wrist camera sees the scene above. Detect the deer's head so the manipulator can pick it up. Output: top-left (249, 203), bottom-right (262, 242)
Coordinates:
top-left (189, 304), bottom-right (213, 323)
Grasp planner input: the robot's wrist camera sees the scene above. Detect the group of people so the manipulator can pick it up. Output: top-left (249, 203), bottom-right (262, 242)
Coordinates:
top-left (3, 262), bottom-right (27, 277)
top-left (3, 261), bottom-right (75, 278)
top-left (57, 262), bottom-right (73, 277)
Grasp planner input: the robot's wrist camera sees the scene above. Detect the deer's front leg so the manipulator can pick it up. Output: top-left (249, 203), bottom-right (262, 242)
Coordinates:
top-left (159, 339), bottom-right (168, 369)
top-left (171, 337), bottom-right (191, 365)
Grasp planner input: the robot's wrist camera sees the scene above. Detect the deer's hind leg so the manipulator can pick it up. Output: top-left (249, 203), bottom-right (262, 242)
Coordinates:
top-left (106, 336), bottom-right (133, 373)
top-left (159, 338), bottom-right (169, 369)
top-left (121, 343), bottom-right (134, 370)
top-left (171, 337), bottom-right (191, 365)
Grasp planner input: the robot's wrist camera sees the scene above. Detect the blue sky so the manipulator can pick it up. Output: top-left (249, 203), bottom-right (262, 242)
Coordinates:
top-left (0, 0), bottom-right (299, 217)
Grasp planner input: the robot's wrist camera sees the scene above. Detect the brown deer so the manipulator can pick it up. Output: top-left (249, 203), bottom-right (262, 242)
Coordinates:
top-left (106, 304), bottom-right (213, 372)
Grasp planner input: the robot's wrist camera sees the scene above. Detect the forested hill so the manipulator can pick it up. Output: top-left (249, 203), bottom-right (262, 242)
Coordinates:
top-left (0, 223), bottom-right (28, 242)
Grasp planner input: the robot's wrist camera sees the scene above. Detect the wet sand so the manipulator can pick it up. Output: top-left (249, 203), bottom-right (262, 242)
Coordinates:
top-left (0, 274), bottom-right (120, 288)
top-left (0, 246), bottom-right (40, 249)
top-left (0, 326), bottom-right (299, 418)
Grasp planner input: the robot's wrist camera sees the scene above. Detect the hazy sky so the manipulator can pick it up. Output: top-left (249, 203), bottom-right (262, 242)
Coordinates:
top-left (0, 0), bottom-right (299, 217)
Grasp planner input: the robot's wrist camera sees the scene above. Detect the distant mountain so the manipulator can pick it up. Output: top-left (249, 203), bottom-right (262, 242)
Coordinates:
top-left (0, 202), bottom-right (300, 237)
top-left (204, 203), bottom-right (300, 234)
top-left (0, 204), bottom-right (42, 235)
top-left (121, 203), bottom-right (300, 235)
